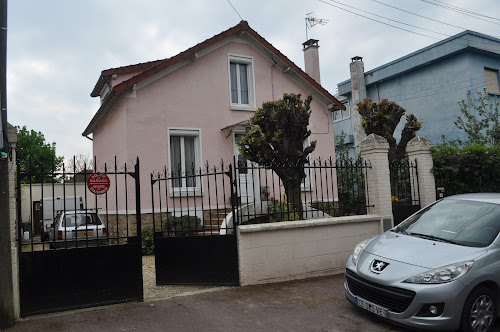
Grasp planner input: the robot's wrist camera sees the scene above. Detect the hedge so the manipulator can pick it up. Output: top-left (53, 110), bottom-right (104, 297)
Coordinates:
top-left (431, 143), bottom-right (500, 195)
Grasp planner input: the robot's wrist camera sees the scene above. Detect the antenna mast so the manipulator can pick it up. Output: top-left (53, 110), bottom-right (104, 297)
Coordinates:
top-left (305, 12), bottom-right (329, 40)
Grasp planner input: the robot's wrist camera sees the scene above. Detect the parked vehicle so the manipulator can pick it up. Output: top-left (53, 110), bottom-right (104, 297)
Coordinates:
top-left (345, 193), bottom-right (500, 332)
top-left (40, 196), bottom-right (83, 240)
top-left (48, 210), bottom-right (107, 248)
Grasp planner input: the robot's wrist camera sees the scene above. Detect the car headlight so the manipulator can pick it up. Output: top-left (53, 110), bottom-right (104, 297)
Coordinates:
top-left (351, 239), bottom-right (370, 266)
top-left (403, 261), bottom-right (474, 284)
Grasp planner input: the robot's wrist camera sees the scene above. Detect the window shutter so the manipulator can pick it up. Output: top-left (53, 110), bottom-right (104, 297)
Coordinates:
top-left (485, 69), bottom-right (500, 94)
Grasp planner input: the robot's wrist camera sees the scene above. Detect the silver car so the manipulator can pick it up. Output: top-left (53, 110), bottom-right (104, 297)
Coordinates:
top-left (345, 193), bottom-right (500, 332)
top-left (48, 210), bottom-right (107, 248)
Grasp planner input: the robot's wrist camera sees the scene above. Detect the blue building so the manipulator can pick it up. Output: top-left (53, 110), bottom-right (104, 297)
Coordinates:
top-left (334, 30), bottom-right (500, 156)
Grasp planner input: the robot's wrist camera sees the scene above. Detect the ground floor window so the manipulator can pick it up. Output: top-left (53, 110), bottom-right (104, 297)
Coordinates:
top-left (168, 128), bottom-right (201, 191)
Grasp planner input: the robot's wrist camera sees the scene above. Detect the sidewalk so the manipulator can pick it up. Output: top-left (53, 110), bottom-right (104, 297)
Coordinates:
top-left (3, 274), bottom-right (405, 332)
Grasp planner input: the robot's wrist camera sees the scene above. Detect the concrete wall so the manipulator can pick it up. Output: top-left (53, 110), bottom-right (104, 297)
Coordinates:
top-left (237, 133), bottom-right (408, 286)
top-left (237, 215), bottom-right (382, 285)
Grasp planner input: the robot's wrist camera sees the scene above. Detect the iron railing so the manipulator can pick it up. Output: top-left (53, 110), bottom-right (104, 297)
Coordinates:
top-left (17, 156), bottom-right (141, 252)
top-left (149, 157), bottom-right (371, 235)
top-left (389, 158), bottom-right (420, 207)
top-left (151, 160), bottom-right (236, 237)
top-left (233, 157), bottom-right (371, 225)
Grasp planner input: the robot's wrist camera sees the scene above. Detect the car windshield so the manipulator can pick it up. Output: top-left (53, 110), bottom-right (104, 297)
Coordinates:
top-left (62, 214), bottom-right (102, 227)
top-left (398, 198), bottom-right (500, 247)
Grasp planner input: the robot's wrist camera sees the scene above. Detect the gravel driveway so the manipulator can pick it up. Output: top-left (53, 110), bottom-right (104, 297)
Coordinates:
top-left (142, 255), bottom-right (220, 300)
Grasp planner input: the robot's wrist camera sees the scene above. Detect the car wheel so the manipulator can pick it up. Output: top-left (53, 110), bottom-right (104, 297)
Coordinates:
top-left (459, 286), bottom-right (496, 332)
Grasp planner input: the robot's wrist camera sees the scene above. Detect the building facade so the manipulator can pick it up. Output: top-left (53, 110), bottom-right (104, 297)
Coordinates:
top-left (334, 31), bottom-right (500, 156)
top-left (83, 21), bottom-right (344, 212)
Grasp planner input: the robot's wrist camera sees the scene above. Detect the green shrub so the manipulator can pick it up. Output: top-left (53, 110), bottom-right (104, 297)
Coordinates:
top-left (164, 215), bottom-right (202, 236)
top-left (268, 196), bottom-right (299, 222)
top-left (141, 228), bottom-right (154, 255)
top-left (431, 142), bottom-right (500, 195)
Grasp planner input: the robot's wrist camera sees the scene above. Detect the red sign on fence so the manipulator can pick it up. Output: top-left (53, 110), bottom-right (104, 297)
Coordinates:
top-left (87, 173), bottom-right (111, 195)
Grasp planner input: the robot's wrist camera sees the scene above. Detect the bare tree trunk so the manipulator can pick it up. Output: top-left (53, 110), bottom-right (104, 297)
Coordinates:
top-left (276, 168), bottom-right (304, 220)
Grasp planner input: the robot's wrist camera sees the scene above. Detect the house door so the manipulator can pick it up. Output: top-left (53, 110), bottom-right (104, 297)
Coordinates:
top-left (234, 133), bottom-right (255, 204)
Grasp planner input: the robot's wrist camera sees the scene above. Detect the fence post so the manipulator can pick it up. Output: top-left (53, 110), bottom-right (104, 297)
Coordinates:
top-left (358, 134), bottom-right (393, 232)
top-left (406, 136), bottom-right (436, 208)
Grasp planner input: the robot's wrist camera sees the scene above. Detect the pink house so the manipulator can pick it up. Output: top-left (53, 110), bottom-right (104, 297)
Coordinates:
top-left (83, 21), bottom-right (344, 213)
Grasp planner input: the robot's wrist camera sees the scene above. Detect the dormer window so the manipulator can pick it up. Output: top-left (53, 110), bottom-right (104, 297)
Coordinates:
top-left (229, 55), bottom-right (255, 110)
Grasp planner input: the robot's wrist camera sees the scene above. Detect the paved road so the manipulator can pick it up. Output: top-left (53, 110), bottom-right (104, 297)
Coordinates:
top-left (3, 274), bottom-right (499, 332)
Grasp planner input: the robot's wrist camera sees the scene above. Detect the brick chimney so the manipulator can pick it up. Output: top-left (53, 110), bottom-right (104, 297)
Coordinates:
top-left (350, 56), bottom-right (367, 150)
top-left (302, 39), bottom-right (321, 84)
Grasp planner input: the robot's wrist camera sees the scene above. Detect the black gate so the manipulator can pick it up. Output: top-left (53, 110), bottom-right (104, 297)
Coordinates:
top-left (390, 158), bottom-right (421, 226)
top-left (151, 161), bottom-right (239, 285)
top-left (17, 157), bottom-right (143, 317)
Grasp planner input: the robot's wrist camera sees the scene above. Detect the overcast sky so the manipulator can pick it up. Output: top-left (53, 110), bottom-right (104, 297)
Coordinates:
top-left (6, 0), bottom-right (500, 161)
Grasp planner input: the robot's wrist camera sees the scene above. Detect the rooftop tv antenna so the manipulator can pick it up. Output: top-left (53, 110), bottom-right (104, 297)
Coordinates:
top-left (305, 12), bottom-right (329, 40)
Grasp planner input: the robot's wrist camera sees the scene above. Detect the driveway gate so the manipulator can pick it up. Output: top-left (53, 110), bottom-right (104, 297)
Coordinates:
top-left (151, 161), bottom-right (239, 285)
top-left (17, 157), bottom-right (143, 317)
top-left (390, 158), bottom-right (421, 226)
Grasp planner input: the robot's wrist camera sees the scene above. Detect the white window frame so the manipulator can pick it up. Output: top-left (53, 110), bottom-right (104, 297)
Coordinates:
top-left (333, 100), bottom-right (351, 122)
top-left (228, 55), bottom-right (256, 111)
top-left (167, 128), bottom-right (202, 195)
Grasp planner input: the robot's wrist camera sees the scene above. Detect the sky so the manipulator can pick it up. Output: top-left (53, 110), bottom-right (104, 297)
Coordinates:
top-left (6, 0), bottom-right (500, 161)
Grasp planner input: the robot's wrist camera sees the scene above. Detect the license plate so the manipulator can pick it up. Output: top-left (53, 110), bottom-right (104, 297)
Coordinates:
top-left (74, 231), bottom-right (93, 238)
top-left (355, 296), bottom-right (388, 318)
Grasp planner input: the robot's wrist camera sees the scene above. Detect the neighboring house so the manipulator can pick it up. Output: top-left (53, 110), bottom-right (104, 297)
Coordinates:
top-left (83, 21), bottom-right (344, 212)
top-left (334, 30), bottom-right (500, 157)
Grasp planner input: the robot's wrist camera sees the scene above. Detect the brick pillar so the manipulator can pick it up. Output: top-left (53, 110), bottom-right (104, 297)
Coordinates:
top-left (359, 134), bottom-right (393, 232)
top-left (406, 136), bottom-right (436, 208)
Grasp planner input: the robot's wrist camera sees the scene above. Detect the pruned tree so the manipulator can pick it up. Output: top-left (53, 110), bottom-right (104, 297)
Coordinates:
top-left (356, 98), bottom-right (422, 163)
top-left (455, 88), bottom-right (500, 146)
top-left (16, 125), bottom-right (64, 183)
top-left (237, 93), bottom-right (316, 219)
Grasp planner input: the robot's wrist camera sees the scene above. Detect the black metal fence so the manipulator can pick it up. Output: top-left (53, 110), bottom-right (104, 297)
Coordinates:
top-left (150, 161), bottom-right (239, 285)
top-left (233, 157), bottom-right (371, 225)
top-left (390, 158), bottom-right (421, 226)
top-left (17, 156), bottom-right (143, 316)
top-left (149, 157), bottom-right (370, 231)
top-left (150, 160), bottom-right (236, 236)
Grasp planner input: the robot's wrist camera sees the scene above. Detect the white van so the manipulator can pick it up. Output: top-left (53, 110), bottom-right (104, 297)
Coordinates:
top-left (40, 196), bottom-right (84, 240)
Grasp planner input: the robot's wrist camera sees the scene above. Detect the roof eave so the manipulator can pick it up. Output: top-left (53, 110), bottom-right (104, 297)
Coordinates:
top-left (82, 90), bottom-right (122, 136)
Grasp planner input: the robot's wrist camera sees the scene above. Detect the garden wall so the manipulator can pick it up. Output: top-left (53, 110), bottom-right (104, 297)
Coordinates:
top-left (237, 215), bottom-right (382, 286)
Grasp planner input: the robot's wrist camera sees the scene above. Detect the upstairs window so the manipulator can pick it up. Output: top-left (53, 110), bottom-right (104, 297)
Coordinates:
top-left (485, 68), bottom-right (500, 94)
top-left (229, 55), bottom-right (255, 110)
top-left (334, 101), bottom-right (350, 122)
